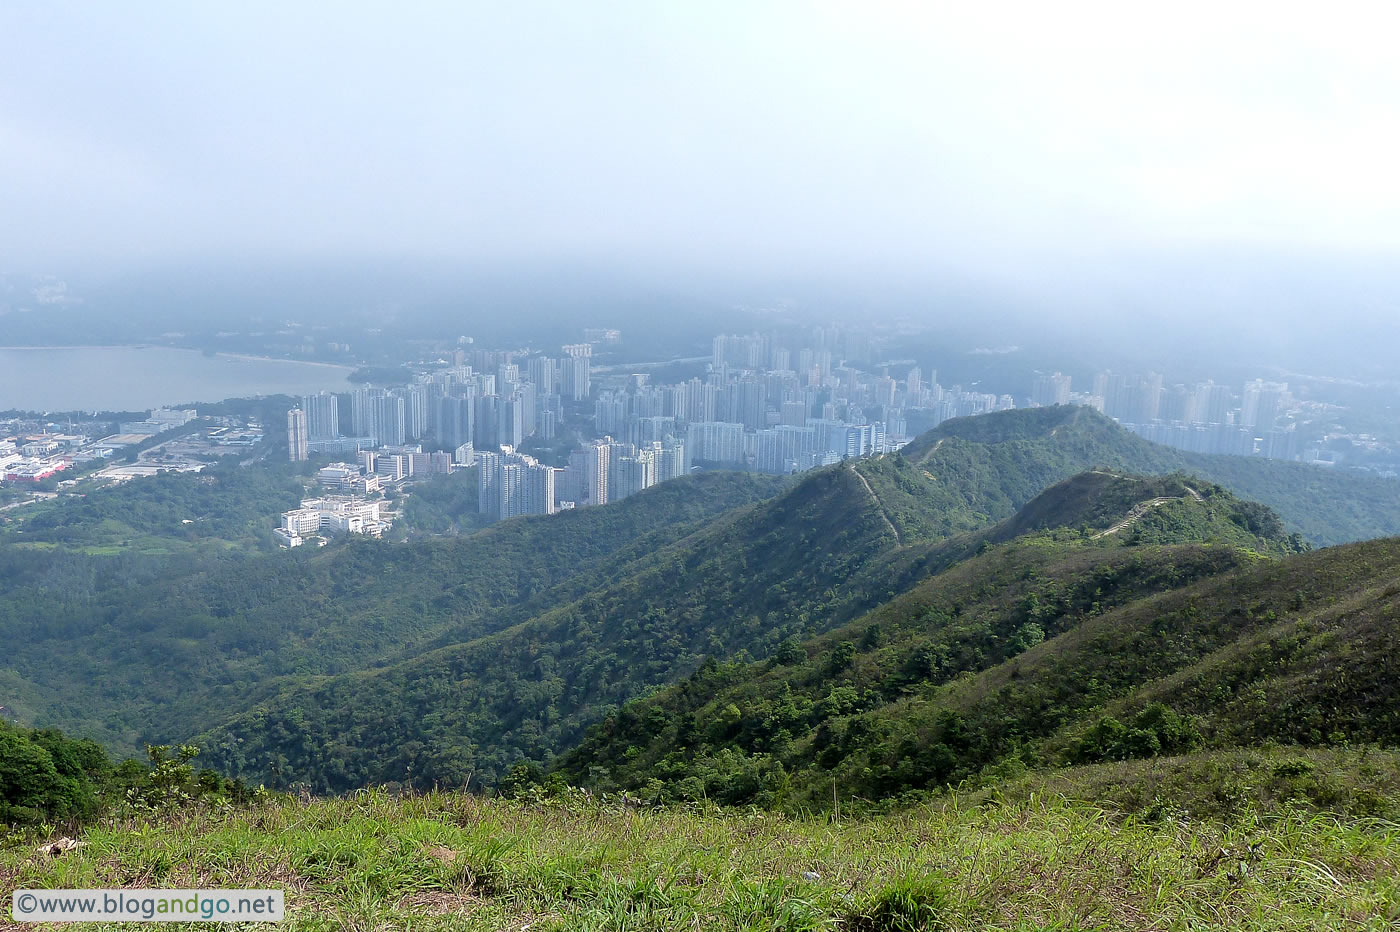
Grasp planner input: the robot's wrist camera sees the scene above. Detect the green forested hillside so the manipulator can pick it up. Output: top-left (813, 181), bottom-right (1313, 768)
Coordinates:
top-left (3, 405), bottom-right (1397, 798)
top-left (0, 471), bottom-right (784, 754)
top-left (904, 405), bottom-right (1400, 546)
top-left (558, 530), bottom-right (1400, 811)
top-left (192, 470), bottom-right (1304, 792)
top-left (0, 461), bottom-right (311, 555)
top-left (193, 463), bottom-right (932, 790)
top-left (4, 409), bottom-right (1400, 931)
top-left (978, 470), bottom-right (1304, 551)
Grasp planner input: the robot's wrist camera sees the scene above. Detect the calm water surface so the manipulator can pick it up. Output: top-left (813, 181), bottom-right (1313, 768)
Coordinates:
top-left (0, 346), bottom-right (353, 412)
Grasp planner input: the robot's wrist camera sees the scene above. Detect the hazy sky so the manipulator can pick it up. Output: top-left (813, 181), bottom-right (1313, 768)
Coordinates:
top-left (4, 1), bottom-right (1400, 287)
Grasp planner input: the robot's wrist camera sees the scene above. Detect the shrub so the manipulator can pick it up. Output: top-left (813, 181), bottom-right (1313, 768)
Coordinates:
top-left (848, 874), bottom-right (949, 931)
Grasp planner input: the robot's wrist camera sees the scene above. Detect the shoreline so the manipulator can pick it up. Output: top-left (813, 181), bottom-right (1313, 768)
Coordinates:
top-left (0, 344), bottom-right (357, 374)
top-left (209, 351), bottom-right (356, 373)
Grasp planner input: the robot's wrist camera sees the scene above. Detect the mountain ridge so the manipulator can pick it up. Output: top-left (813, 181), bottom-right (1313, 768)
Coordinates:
top-left (558, 530), bottom-right (1400, 810)
top-left (196, 460), bottom-right (1306, 792)
top-left (3, 405), bottom-right (1397, 796)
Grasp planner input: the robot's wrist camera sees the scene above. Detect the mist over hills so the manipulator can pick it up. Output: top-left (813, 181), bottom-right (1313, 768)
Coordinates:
top-left (11, 245), bottom-right (1400, 377)
top-left (6, 6), bottom-right (1400, 922)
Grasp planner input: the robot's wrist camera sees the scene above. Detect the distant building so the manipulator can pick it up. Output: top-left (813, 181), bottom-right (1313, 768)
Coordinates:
top-left (3, 458), bottom-right (70, 482)
top-left (275, 496), bottom-right (389, 547)
top-left (287, 408), bottom-right (309, 461)
top-left (686, 421), bottom-right (745, 465)
top-left (610, 449), bottom-right (656, 500)
top-left (652, 435), bottom-right (688, 480)
top-left (1031, 372), bottom-right (1071, 407)
top-left (405, 386), bottom-right (430, 441)
top-left (427, 451), bottom-right (454, 475)
top-left (1192, 381), bottom-right (1232, 425)
top-left (376, 394), bottom-right (407, 447)
top-left (1242, 380), bottom-right (1290, 430)
top-left (308, 436), bottom-right (369, 455)
top-left (151, 408), bottom-right (198, 429)
top-left (528, 356), bottom-right (557, 393)
top-left (561, 344), bottom-right (592, 401)
top-left (302, 392), bottom-right (340, 441)
top-left (351, 388), bottom-right (382, 442)
top-left (317, 463), bottom-right (381, 494)
top-left (565, 439), bottom-right (611, 506)
top-left (757, 425), bottom-right (817, 474)
top-left (438, 394), bottom-right (475, 451)
top-left (478, 448), bottom-right (557, 520)
top-left (375, 453), bottom-right (411, 481)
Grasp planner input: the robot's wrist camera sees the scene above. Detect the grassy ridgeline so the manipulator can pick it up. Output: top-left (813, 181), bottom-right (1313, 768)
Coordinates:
top-left (2, 773), bottom-right (1396, 931)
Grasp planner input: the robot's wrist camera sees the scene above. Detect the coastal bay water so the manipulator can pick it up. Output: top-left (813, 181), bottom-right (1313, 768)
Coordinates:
top-left (0, 345), bottom-right (354, 413)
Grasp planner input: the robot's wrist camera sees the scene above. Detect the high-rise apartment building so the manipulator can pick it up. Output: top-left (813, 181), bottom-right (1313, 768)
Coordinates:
top-left (585, 439), bottom-right (611, 505)
top-left (712, 333), bottom-right (763, 370)
top-left (473, 394), bottom-right (499, 450)
top-left (780, 400), bottom-right (808, 427)
top-left (478, 449), bottom-right (557, 520)
top-left (686, 378), bottom-right (716, 423)
top-left (437, 394), bottom-right (474, 450)
top-left (1094, 371), bottom-right (1162, 424)
top-left (1242, 380), bottom-right (1289, 429)
top-left (594, 391), bottom-right (628, 434)
top-left (686, 421), bottom-right (745, 465)
top-left (517, 382), bottom-right (537, 437)
top-left (302, 392), bottom-right (340, 441)
top-left (873, 375), bottom-right (898, 408)
top-left (1134, 372), bottom-right (1164, 423)
top-left (376, 395), bottom-right (406, 447)
top-left (498, 393), bottom-right (526, 450)
top-left (1030, 372), bottom-right (1071, 407)
top-left (634, 415), bottom-right (676, 446)
top-left (652, 436), bottom-right (688, 480)
top-left (350, 387), bottom-right (383, 442)
top-left (757, 424), bottom-right (816, 474)
top-left (559, 440), bottom-right (609, 507)
top-left (1192, 382), bottom-right (1232, 425)
top-left (562, 344), bottom-right (592, 401)
top-left (404, 386), bottom-right (429, 441)
top-left (736, 377), bottom-right (767, 430)
top-left (527, 356), bottom-right (557, 393)
top-left (610, 449), bottom-right (656, 501)
top-left (905, 367), bottom-right (923, 399)
top-left (287, 408), bottom-right (309, 461)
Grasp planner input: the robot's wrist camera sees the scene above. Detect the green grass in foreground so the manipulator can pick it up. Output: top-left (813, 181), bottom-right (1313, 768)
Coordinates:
top-left (2, 790), bottom-right (1397, 931)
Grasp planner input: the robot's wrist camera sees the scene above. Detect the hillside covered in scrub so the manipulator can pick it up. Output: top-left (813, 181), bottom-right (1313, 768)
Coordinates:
top-left (4, 752), bottom-right (1399, 931)
top-left (2, 408), bottom-right (1399, 930)
top-left (559, 527), bottom-right (1400, 809)
top-left (193, 432), bottom-right (1327, 793)
top-left (2, 406), bottom-right (1397, 797)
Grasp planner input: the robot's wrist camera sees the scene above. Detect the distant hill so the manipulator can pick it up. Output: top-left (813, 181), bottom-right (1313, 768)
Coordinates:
top-left (194, 461), bottom-right (944, 790)
top-left (195, 468), bottom-right (1303, 792)
top-left (3, 404), bottom-right (1398, 796)
top-left (0, 470), bottom-right (785, 755)
top-left (4, 407), bottom-right (1398, 930)
top-left (902, 405), bottom-right (1400, 547)
top-left (557, 513), bottom-right (1399, 810)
